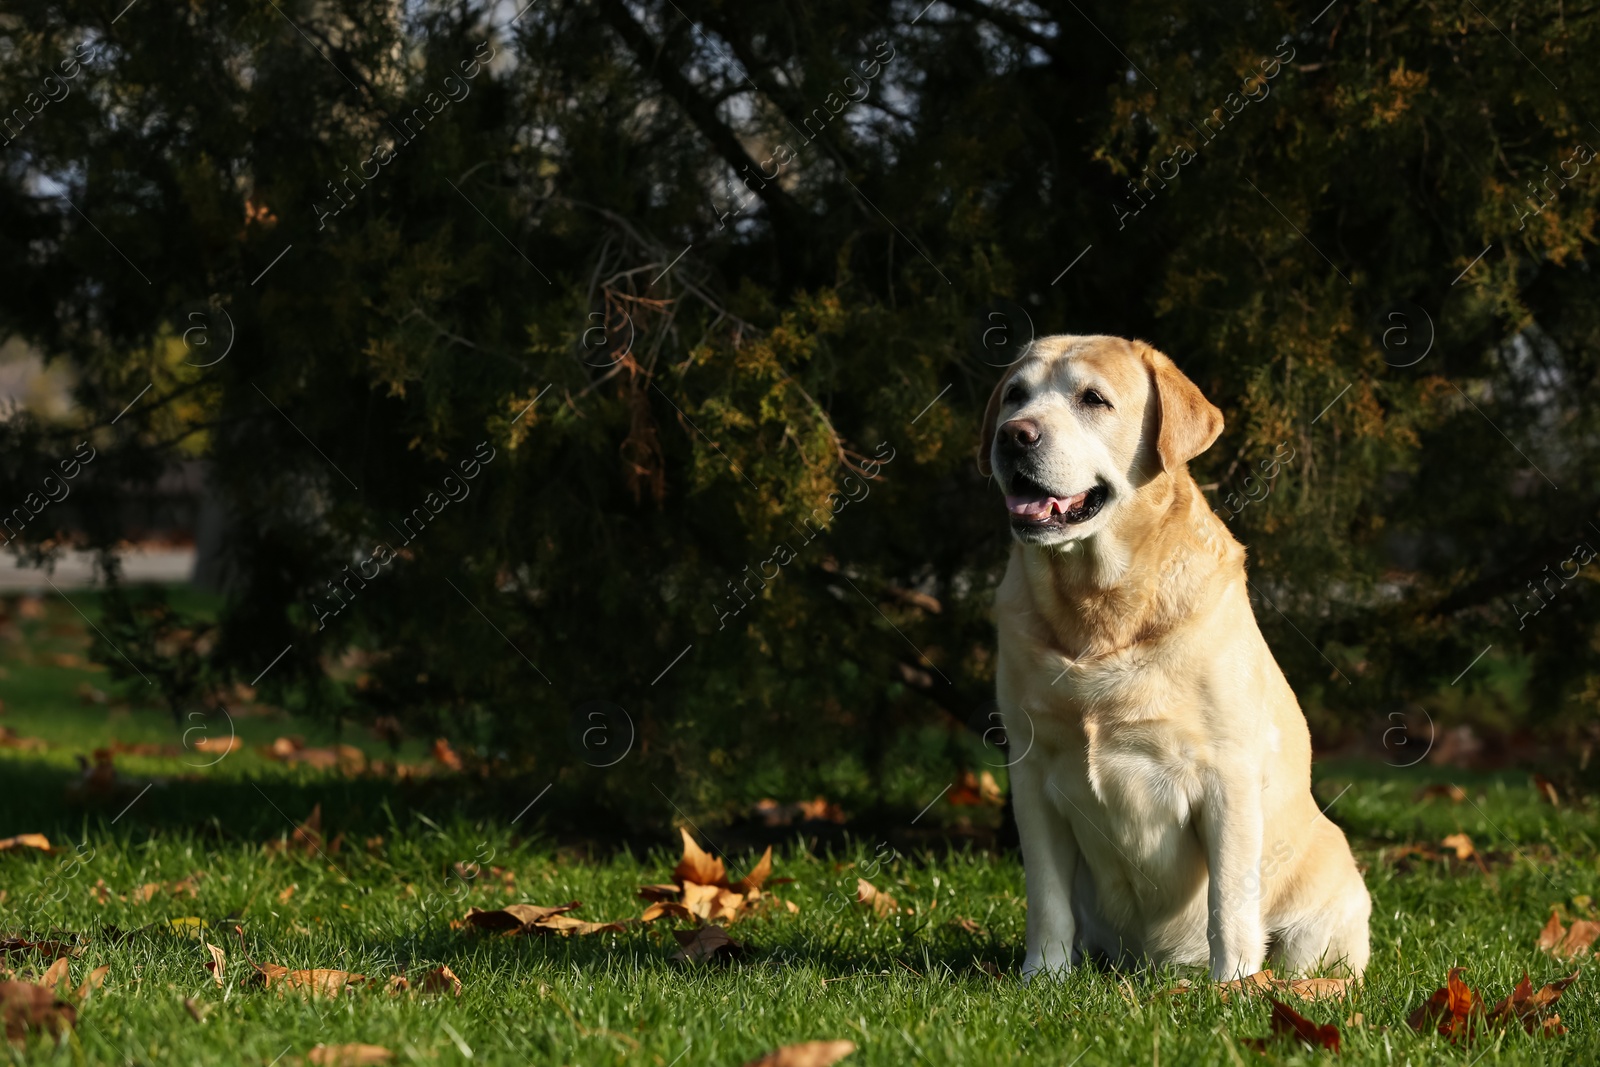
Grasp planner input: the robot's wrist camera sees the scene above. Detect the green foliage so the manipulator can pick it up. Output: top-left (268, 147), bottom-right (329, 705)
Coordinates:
top-left (3, 1), bottom-right (1600, 818)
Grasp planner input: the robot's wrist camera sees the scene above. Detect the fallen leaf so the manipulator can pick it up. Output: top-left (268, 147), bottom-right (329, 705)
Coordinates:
top-left (856, 878), bottom-right (899, 918)
top-left (0, 980), bottom-right (76, 1041)
top-left (670, 925), bottom-right (744, 964)
top-left (1217, 970), bottom-right (1278, 1002)
top-left (40, 958), bottom-right (68, 992)
top-left (1532, 774), bottom-right (1560, 807)
top-left (1240, 998), bottom-right (1341, 1052)
top-left (0, 935), bottom-right (84, 960)
top-left (1441, 833), bottom-right (1476, 861)
top-left (742, 1039), bottom-right (857, 1067)
top-left (73, 965), bottom-right (109, 1000)
top-left (278, 885), bottom-right (297, 904)
top-left (732, 847), bottom-right (774, 894)
top-left (429, 738), bottom-right (462, 771)
top-left (671, 827), bottom-right (725, 887)
top-left (204, 943), bottom-right (226, 988)
top-left (947, 769), bottom-right (1004, 807)
top-left (1414, 783), bottom-right (1466, 803)
top-left (638, 884), bottom-right (680, 902)
top-left (460, 902), bottom-right (581, 932)
top-left (417, 965), bottom-right (461, 997)
top-left (1488, 970), bottom-right (1579, 1035)
top-left (1407, 967), bottom-right (1483, 1042)
top-left (1537, 908), bottom-right (1600, 960)
top-left (245, 964), bottom-right (367, 997)
top-left (265, 804), bottom-right (343, 856)
top-left (1281, 976), bottom-right (1355, 1000)
top-left (528, 913), bottom-right (629, 937)
top-left (0, 834), bottom-right (51, 855)
top-left (307, 1044), bottom-right (393, 1065)
top-left (0, 728), bottom-right (47, 753)
top-left (641, 901), bottom-right (696, 924)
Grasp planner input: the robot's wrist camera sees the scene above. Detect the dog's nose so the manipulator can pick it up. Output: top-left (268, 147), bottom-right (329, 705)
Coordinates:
top-left (999, 418), bottom-right (1042, 453)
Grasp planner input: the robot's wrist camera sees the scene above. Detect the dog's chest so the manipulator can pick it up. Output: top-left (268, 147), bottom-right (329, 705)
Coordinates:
top-left (1018, 653), bottom-right (1207, 851)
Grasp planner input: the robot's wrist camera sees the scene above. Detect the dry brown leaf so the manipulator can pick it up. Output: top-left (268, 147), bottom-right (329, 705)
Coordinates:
top-left (1217, 969), bottom-right (1278, 1002)
top-left (1240, 998), bottom-right (1341, 1052)
top-left (640, 901), bottom-right (696, 924)
top-left (73, 965), bottom-right (109, 1001)
top-left (637, 884), bottom-right (680, 902)
top-left (39, 958), bottom-right (68, 992)
top-left (430, 738), bottom-right (462, 771)
top-left (460, 902), bottom-right (582, 933)
top-left (307, 1044), bottom-right (393, 1065)
top-left (1537, 909), bottom-right (1600, 960)
top-left (417, 965), bottom-right (461, 997)
top-left (1408, 967), bottom-right (1483, 1042)
top-left (247, 965), bottom-right (367, 997)
top-left (278, 884), bottom-right (297, 904)
top-left (1441, 833), bottom-right (1476, 861)
top-left (0, 936), bottom-right (84, 960)
top-left (0, 980), bottom-right (76, 1041)
top-left (1414, 783), bottom-right (1466, 803)
top-left (1489, 970), bottom-right (1579, 1035)
top-left (732, 847), bottom-right (774, 894)
top-left (0, 834), bottom-right (51, 855)
top-left (1281, 976), bottom-right (1355, 1000)
top-left (670, 925), bottom-right (744, 964)
top-left (0, 729), bottom-right (48, 753)
top-left (1532, 774), bottom-right (1561, 807)
top-left (856, 879), bottom-right (899, 918)
top-left (532, 913), bottom-right (629, 937)
top-left (671, 828), bottom-right (725, 888)
top-left (947, 770), bottom-right (1004, 807)
top-left (741, 1039), bottom-right (857, 1067)
top-left (204, 943), bottom-right (226, 988)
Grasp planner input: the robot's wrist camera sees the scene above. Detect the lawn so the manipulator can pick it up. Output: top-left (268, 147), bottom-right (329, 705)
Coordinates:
top-left (1, 592), bottom-right (1595, 1065)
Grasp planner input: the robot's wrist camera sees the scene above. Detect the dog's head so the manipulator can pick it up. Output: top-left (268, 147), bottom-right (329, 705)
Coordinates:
top-left (977, 334), bottom-right (1222, 547)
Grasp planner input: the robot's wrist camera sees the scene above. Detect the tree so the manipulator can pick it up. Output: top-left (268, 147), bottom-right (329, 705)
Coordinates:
top-left (2, 0), bottom-right (1598, 822)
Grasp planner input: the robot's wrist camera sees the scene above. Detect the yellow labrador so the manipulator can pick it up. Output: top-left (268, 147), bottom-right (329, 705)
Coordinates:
top-left (980, 334), bottom-right (1370, 981)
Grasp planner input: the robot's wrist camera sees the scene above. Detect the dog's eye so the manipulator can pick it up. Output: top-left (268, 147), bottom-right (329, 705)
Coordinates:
top-left (1081, 389), bottom-right (1111, 408)
top-left (1004, 386), bottom-right (1026, 405)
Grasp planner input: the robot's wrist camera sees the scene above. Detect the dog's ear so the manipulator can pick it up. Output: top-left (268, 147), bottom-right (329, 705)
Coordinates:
top-left (976, 365), bottom-right (1020, 478)
top-left (1141, 343), bottom-right (1223, 472)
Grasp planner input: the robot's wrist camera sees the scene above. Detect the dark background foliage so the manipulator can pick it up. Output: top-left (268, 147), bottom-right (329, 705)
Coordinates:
top-left (2, 0), bottom-right (1597, 824)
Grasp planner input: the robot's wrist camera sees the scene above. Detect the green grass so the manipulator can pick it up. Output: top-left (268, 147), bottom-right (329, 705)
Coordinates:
top-left (1, 593), bottom-right (1596, 1065)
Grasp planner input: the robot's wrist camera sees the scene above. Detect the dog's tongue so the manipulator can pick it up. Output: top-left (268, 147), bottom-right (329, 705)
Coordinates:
top-left (1006, 490), bottom-right (1088, 519)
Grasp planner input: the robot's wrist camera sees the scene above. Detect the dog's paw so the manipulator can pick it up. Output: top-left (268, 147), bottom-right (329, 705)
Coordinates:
top-left (1021, 951), bottom-right (1072, 983)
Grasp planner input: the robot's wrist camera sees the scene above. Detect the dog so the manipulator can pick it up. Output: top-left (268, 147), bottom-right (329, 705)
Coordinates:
top-left (981, 334), bottom-right (1371, 982)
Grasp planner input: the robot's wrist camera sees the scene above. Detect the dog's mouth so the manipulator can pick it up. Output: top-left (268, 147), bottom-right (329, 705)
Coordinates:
top-left (1005, 477), bottom-right (1108, 528)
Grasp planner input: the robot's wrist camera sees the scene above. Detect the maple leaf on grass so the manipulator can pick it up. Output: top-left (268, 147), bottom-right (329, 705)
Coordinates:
top-left (459, 902), bottom-right (627, 937)
top-left (1409, 965), bottom-right (1577, 1043)
top-left (1217, 969), bottom-right (1354, 1002)
top-left (1240, 998), bottom-right (1341, 1053)
top-left (0, 834), bottom-right (52, 855)
top-left (643, 828), bottom-right (784, 924)
top-left (946, 770), bottom-right (1004, 807)
top-left (856, 879), bottom-right (901, 918)
top-left (741, 1039), bottom-right (856, 1066)
top-left (670, 925), bottom-right (745, 964)
top-left (1538, 908), bottom-right (1600, 960)
top-left (417, 965), bottom-right (462, 997)
top-left (305, 1044), bottom-right (393, 1065)
top-left (0, 957), bottom-right (107, 1043)
top-left (1487, 970), bottom-right (1580, 1036)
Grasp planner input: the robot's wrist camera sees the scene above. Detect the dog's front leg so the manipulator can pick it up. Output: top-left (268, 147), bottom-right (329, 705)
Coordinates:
top-left (1199, 777), bottom-right (1267, 981)
top-left (1010, 755), bottom-right (1080, 980)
